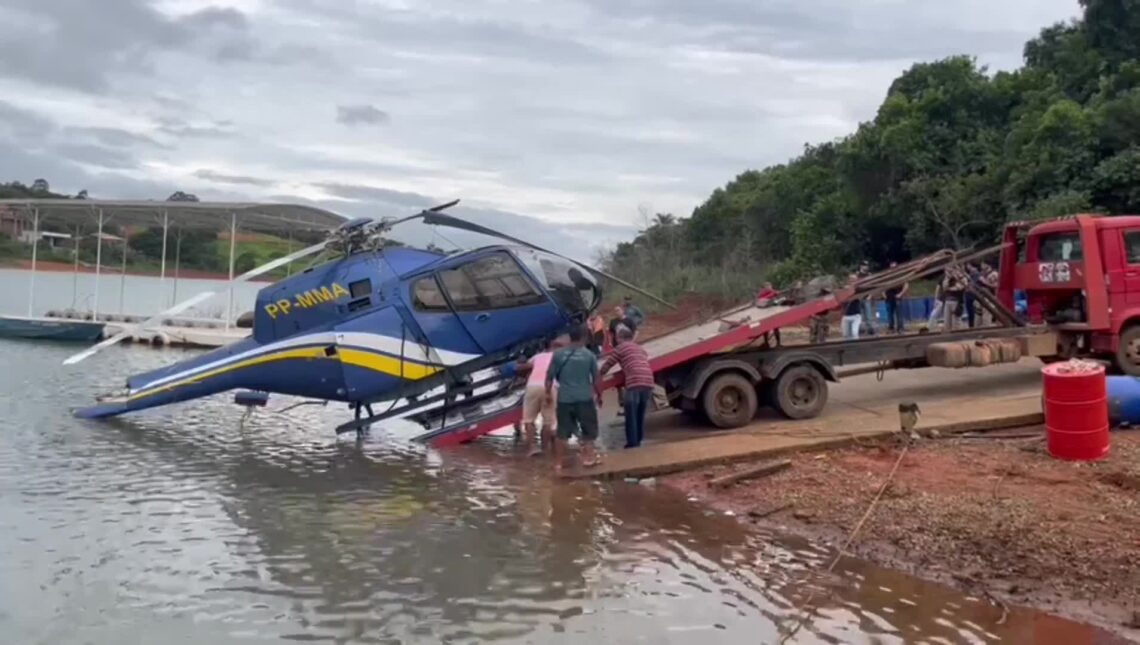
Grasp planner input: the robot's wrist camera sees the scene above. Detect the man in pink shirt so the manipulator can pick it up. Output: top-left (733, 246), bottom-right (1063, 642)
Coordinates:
top-left (522, 335), bottom-right (567, 456)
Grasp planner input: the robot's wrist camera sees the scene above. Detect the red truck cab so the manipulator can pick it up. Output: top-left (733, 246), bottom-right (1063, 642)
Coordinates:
top-left (998, 214), bottom-right (1140, 373)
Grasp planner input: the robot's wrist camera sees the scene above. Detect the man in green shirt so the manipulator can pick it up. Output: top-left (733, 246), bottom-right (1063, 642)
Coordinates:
top-left (545, 324), bottom-right (603, 473)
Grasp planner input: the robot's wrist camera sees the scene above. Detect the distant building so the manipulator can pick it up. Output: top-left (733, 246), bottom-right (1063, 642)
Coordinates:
top-left (18, 230), bottom-right (72, 249)
top-left (0, 207), bottom-right (23, 238)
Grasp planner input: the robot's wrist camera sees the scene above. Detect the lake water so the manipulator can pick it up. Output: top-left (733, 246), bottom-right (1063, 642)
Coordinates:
top-left (0, 336), bottom-right (1126, 645)
top-left (0, 267), bottom-right (265, 320)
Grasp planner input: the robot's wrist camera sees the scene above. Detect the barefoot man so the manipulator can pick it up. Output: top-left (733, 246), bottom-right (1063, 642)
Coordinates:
top-left (545, 324), bottom-right (603, 473)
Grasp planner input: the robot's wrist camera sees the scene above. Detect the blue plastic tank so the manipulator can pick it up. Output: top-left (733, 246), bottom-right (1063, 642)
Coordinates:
top-left (1106, 375), bottom-right (1140, 427)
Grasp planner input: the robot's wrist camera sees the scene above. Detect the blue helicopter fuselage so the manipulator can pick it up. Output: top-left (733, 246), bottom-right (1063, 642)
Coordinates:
top-left (76, 245), bottom-right (600, 419)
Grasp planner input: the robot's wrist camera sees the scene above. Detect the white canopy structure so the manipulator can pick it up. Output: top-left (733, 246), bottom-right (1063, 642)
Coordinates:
top-left (0, 199), bottom-right (345, 325)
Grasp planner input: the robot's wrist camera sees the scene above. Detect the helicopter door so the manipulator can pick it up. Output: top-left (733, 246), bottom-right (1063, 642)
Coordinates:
top-left (406, 273), bottom-right (484, 364)
top-left (437, 250), bottom-right (563, 354)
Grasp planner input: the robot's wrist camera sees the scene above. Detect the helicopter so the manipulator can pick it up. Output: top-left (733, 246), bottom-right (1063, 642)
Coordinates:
top-left (68, 200), bottom-right (670, 435)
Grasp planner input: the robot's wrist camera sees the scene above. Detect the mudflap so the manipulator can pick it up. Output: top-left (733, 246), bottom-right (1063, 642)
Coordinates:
top-left (411, 388), bottom-right (525, 447)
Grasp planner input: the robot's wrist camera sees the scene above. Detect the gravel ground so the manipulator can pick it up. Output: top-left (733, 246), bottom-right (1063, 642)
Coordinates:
top-left (666, 429), bottom-right (1140, 639)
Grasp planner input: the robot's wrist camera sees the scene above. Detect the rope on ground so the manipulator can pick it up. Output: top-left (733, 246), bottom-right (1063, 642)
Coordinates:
top-left (778, 436), bottom-right (912, 644)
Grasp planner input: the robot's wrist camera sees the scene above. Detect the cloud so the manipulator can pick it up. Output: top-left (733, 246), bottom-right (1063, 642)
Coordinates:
top-left (0, 0), bottom-right (1083, 256)
top-left (64, 126), bottom-right (163, 149)
top-left (313, 182), bottom-right (434, 207)
top-left (335, 104), bottom-right (391, 126)
top-left (194, 169), bottom-right (276, 187)
top-left (0, 0), bottom-right (257, 93)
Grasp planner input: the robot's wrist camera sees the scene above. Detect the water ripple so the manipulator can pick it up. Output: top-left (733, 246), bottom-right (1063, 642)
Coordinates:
top-left (0, 340), bottom-right (1115, 644)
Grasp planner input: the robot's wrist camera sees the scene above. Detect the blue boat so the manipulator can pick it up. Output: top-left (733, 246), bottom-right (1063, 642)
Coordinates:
top-left (0, 315), bottom-right (106, 342)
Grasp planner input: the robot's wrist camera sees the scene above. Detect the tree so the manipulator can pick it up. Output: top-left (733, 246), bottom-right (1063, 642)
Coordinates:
top-left (234, 251), bottom-right (259, 274)
top-left (167, 191), bottom-right (200, 202)
top-left (1080, 0), bottom-right (1140, 66)
top-left (75, 189), bottom-right (89, 200)
top-left (31, 178), bottom-right (50, 193)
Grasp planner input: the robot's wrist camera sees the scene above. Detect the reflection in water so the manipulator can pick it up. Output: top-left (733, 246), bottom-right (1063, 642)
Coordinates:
top-left (0, 340), bottom-right (1122, 644)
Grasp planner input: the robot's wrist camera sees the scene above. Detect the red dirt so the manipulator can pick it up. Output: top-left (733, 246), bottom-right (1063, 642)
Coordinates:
top-left (2, 259), bottom-right (273, 282)
top-left (666, 430), bottom-right (1140, 638)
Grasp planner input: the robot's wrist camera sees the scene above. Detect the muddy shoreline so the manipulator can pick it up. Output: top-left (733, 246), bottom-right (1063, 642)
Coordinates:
top-left (664, 430), bottom-right (1140, 640)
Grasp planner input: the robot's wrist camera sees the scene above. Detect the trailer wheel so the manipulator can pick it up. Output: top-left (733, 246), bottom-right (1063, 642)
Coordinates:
top-left (1115, 324), bottom-right (1140, 376)
top-left (701, 373), bottom-right (758, 428)
top-left (773, 365), bottom-right (828, 420)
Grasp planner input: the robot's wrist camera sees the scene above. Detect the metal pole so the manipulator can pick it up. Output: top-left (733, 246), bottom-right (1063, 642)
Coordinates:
top-left (71, 226), bottom-right (79, 309)
top-left (26, 207), bottom-right (39, 316)
top-left (93, 209), bottom-right (103, 322)
top-left (119, 233), bottom-right (127, 313)
top-left (159, 210), bottom-right (168, 311)
top-left (226, 212), bottom-right (236, 330)
top-left (172, 229), bottom-right (181, 307)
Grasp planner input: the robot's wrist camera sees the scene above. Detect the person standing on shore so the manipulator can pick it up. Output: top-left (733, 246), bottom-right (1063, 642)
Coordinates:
top-left (622, 295), bottom-right (644, 330)
top-left (942, 268), bottom-right (967, 332)
top-left (586, 313), bottom-right (605, 355)
top-left (883, 262), bottom-right (908, 334)
top-left (600, 327), bottom-right (654, 449)
top-left (841, 276), bottom-right (863, 340)
top-left (545, 325), bottom-right (603, 474)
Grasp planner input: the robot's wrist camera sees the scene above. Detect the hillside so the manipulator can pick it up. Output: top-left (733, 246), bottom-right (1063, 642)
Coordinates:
top-left (602, 0), bottom-right (1140, 304)
top-left (0, 181), bottom-right (324, 280)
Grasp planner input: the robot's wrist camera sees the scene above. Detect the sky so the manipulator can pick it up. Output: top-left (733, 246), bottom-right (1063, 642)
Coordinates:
top-left (0, 0), bottom-right (1082, 259)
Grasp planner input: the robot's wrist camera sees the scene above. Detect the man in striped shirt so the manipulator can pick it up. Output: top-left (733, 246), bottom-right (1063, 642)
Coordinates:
top-left (600, 327), bottom-right (655, 448)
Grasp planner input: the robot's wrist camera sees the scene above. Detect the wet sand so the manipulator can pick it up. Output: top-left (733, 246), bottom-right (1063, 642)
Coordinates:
top-left (665, 430), bottom-right (1140, 639)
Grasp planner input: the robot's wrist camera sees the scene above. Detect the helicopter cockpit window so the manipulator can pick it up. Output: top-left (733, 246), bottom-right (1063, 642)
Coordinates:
top-left (437, 252), bottom-right (546, 311)
top-left (539, 258), bottom-right (595, 314)
top-left (412, 276), bottom-right (448, 311)
top-left (439, 268), bottom-right (481, 310)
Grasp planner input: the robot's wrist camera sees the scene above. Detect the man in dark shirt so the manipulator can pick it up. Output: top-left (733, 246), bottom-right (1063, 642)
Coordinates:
top-left (883, 261), bottom-right (908, 334)
top-left (840, 275), bottom-right (863, 339)
top-left (942, 268), bottom-right (967, 332)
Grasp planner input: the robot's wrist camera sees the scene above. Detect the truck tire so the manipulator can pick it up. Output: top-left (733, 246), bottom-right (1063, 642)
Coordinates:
top-left (1115, 324), bottom-right (1140, 376)
top-left (773, 364), bottom-right (828, 420)
top-left (701, 373), bottom-right (758, 428)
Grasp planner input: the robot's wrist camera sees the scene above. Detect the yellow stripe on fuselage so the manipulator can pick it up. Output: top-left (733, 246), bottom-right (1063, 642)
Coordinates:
top-left (127, 346), bottom-right (442, 402)
top-left (337, 348), bottom-right (441, 380)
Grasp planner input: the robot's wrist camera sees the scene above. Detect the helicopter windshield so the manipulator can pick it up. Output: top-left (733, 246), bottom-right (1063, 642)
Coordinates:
top-left (516, 250), bottom-right (600, 318)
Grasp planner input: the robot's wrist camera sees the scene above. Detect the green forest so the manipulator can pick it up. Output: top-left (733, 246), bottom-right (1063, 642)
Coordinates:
top-left (601, 0), bottom-right (1140, 302)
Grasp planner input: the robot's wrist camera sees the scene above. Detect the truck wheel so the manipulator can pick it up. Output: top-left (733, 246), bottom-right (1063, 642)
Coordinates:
top-left (1115, 325), bottom-right (1140, 376)
top-left (773, 365), bottom-right (828, 420)
top-left (701, 373), bottom-right (758, 428)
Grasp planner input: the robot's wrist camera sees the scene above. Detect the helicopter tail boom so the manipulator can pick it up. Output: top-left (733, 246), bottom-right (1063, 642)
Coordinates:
top-left (73, 330), bottom-right (471, 419)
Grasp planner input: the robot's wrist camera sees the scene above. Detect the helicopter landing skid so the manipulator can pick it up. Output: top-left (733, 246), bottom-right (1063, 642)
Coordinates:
top-left (334, 371), bottom-right (512, 436)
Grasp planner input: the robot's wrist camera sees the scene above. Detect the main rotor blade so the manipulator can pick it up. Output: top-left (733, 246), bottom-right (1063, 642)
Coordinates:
top-left (62, 240), bottom-right (329, 366)
top-left (421, 211), bottom-right (675, 309)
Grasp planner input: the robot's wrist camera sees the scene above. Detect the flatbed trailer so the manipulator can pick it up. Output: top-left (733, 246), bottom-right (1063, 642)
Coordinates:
top-left (409, 245), bottom-right (1059, 447)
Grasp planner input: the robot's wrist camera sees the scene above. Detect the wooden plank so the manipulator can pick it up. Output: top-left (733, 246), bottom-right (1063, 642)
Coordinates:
top-left (565, 398), bottom-right (1044, 480)
top-left (923, 412), bottom-right (1043, 436)
top-left (708, 459), bottom-right (792, 489)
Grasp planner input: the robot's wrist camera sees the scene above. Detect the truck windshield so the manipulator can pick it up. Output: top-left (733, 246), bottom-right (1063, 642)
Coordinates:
top-left (1037, 232), bottom-right (1083, 262)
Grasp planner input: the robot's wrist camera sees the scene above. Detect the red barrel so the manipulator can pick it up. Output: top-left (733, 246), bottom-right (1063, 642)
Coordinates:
top-left (1041, 362), bottom-right (1110, 461)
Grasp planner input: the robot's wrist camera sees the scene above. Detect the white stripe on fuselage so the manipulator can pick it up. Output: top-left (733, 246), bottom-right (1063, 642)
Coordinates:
top-left (132, 330), bottom-right (480, 393)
